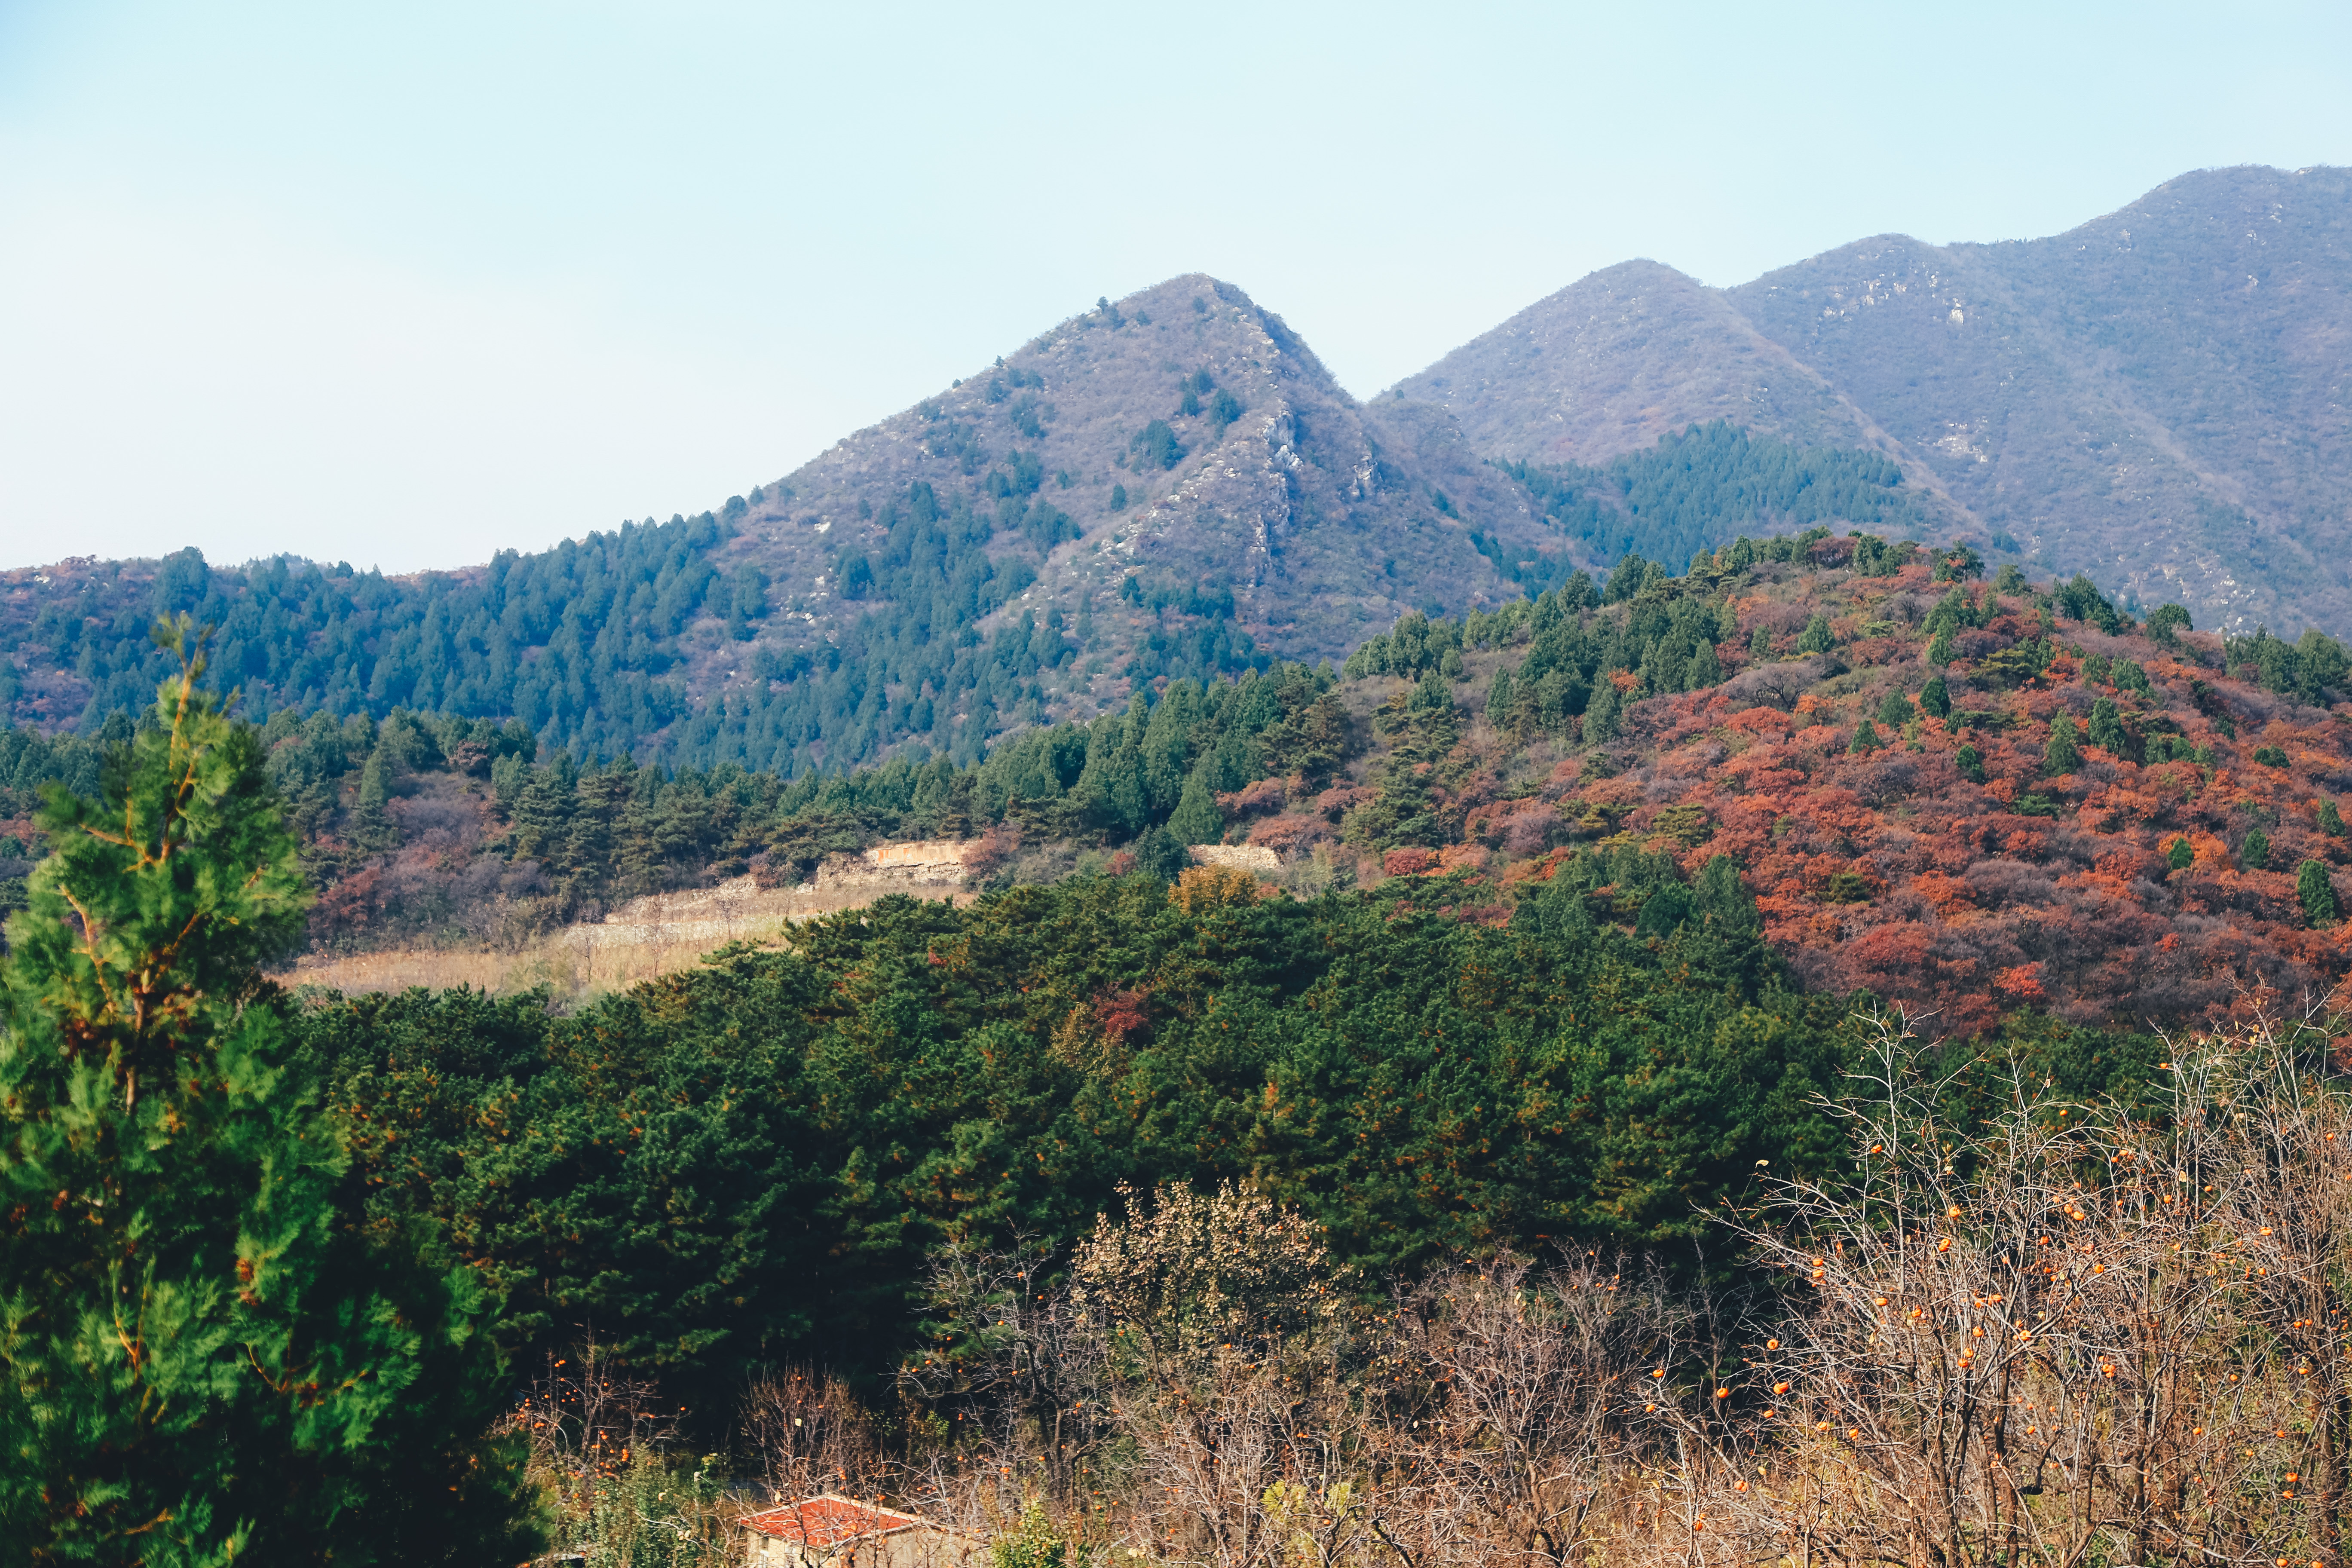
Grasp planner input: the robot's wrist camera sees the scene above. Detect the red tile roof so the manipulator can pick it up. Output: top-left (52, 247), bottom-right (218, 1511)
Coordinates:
top-left (739, 1495), bottom-right (930, 1547)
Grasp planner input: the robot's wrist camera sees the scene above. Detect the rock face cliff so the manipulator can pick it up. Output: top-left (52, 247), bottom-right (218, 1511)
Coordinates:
top-left (1392, 165), bottom-right (2352, 636)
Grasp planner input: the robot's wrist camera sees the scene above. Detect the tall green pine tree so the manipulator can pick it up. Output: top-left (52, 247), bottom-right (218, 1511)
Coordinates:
top-left (0, 626), bottom-right (540, 1565)
top-left (1166, 768), bottom-right (1224, 845)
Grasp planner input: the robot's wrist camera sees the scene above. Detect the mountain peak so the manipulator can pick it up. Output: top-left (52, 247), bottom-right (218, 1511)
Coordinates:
top-left (1385, 256), bottom-right (1878, 467)
top-left (680, 278), bottom-right (1565, 764)
top-left (1389, 164), bottom-right (2352, 636)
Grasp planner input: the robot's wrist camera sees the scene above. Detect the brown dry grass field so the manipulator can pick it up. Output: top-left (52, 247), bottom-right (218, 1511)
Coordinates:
top-left (273, 875), bottom-right (971, 1002)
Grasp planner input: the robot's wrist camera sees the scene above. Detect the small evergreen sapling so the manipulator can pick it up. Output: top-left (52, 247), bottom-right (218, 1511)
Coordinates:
top-left (0, 624), bottom-right (541, 1565)
top-left (1580, 681), bottom-right (1621, 746)
top-left (2242, 827), bottom-right (2271, 870)
top-left (2043, 712), bottom-right (2081, 775)
top-left (2147, 602), bottom-right (2192, 648)
top-left (1165, 768), bottom-right (1224, 845)
top-left (2299, 859), bottom-right (2338, 927)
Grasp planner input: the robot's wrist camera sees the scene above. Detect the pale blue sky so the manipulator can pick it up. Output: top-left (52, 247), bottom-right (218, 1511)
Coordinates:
top-left (3, 0), bottom-right (2346, 573)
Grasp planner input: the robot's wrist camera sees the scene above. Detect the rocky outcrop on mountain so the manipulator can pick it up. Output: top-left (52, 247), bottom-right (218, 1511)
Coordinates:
top-left (697, 275), bottom-right (1575, 714)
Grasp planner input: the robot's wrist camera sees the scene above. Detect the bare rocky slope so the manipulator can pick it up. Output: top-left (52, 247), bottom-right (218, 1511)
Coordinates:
top-left (701, 274), bottom-right (1564, 690)
top-left (1391, 165), bottom-right (2352, 638)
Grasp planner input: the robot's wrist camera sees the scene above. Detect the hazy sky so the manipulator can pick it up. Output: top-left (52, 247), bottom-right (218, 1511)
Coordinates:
top-left (3, 1), bottom-right (2346, 574)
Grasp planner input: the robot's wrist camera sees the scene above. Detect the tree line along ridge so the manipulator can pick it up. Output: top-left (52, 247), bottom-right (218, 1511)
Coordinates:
top-left (2, 420), bottom-right (2001, 779)
top-left (7, 522), bottom-right (2352, 1040)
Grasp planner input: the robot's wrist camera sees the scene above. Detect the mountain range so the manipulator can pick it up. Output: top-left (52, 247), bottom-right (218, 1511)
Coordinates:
top-left (0, 164), bottom-right (2343, 772)
top-left (1400, 165), bottom-right (2352, 634)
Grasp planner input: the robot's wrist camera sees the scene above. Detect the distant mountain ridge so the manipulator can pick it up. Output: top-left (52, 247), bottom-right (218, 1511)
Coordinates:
top-left (0, 277), bottom-right (1603, 768)
top-left (6, 166), bottom-right (2342, 766)
top-left (4, 282), bottom-right (1932, 770)
top-left (1393, 165), bottom-right (2352, 636)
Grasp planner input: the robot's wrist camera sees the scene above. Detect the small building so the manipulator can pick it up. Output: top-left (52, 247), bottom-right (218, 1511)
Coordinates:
top-left (737, 1494), bottom-right (983, 1568)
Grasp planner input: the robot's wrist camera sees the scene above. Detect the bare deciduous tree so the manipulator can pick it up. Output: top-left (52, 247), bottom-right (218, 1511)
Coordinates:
top-left (1702, 1004), bottom-right (2348, 1568)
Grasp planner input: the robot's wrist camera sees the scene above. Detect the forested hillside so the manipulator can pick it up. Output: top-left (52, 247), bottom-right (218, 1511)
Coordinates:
top-left (11, 569), bottom-right (2342, 1568)
top-left (1393, 164), bottom-right (2352, 638)
top-left (0, 516), bottom-right (740, 758)
top-left (1, 393), bottom-right (1939, 779)
top-left (12, 528), bottom-right (2349, 1041)
top-left (0, 276), bottom-right (1577, 773)
top-left (1494, 420), bottom-right (1934, 592)
top-left (685, 275), bottom-right (1565, 772)
top-left (292, 868), bottom-right (1878, 1396)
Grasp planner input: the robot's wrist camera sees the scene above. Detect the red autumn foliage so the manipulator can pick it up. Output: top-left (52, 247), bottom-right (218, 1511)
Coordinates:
top-left (1092, 986), bottom-right (1153, 1043)
top-left (1216, 777), bottom-right (1289, 818)
top-left (1556, 559), bottom-right (2352, 1036)
top-left (1246, 812), bottom-right (1332, 855)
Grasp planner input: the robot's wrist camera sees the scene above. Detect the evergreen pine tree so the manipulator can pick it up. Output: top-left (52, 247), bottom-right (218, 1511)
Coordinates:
top-left (1797, 614), bottom-right (1834, 655)
top-left (0, 625), bottom-right (540, 1565)
top-left (1875, 689), bottom-right (1914, 726)
top-left (1580, 681), bottom-right (1620, 746)
top-left (348, 745), bottom-right (398, 851)
top-left (507, 761), bottom-right (575, 867)
top-left (2043, 711), bottom-right (2081, 775)
top-left (1926, 626), bottom-right (1957, 667)
top-left (1850, 718), bottom-right (1885, 753)
top-left (2087, 696), bottom-right (2125, 753)
top-left (1166, 767), bottom-right (1224, 845)
top-left (2168, 836), bottom-right (2195, 872)
top-left (2300, 859), bottom-right (2337, 926)
top-left (1748, 624), bottom-right (1773, 662)
top-left (1485, 665), bottom-right (1515, 720)
top-left (2322, 799), bottom-right (2348, 838)
top-left (2242, 827), bottom-right (2270, 870)
top-left (1130, 824), bottom-right (1188, 882)
top-left (1919, 675), bottom-right (1951, 718)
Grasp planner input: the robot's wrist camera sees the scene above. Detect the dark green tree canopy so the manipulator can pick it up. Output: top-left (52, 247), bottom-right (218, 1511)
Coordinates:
top-left (0, 625), bottom-right (539, 1565)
